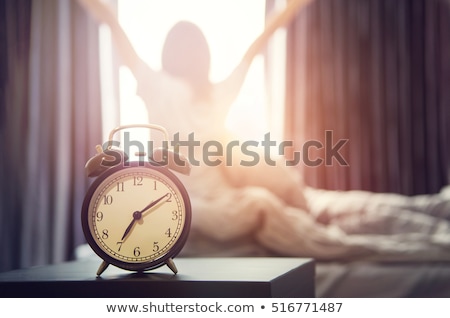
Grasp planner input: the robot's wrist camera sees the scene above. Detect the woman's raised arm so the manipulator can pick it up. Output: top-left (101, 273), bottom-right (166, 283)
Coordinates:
top-left (243, 0), bottom-right (312, 65)
top-left (217, 0), bottom-right (313, 104)
top-left (77, 0), bottom-right (152, 78)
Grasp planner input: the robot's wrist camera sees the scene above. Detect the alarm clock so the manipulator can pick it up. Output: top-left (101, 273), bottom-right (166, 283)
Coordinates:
top-left (81, 124), bottom-right (192, 276)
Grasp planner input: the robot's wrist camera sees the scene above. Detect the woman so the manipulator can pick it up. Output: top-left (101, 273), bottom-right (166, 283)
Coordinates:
top-left (77, 0), bottom-right (310, 143)
top-left (77, 0), bottom-right (311, 207)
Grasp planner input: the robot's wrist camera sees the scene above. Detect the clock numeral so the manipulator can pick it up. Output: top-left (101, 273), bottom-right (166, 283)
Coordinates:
top-left (116, 182), bottom-right (124, 192)
top-left (153, 242), bottom-right (160, 252)
top-left (102, 229), bottom-right (109, 239)
top-left (96, 211), bottom-right (103, 222)
top-left (153, 180), bottom-right (157, 190)
top-left (171, 210), bottom-right (178, 220)
top-left (133, 247), bottom-right (141, 257)
top-left (116, 241), bottom-right (123, 251)
top-left (165, 228), bottom-right (171, 238)
top-left (133, 176), bottom-right (143, 186)
top-left (103, 195), bottom-right (113, 205)
top-left (166, 193), bottom-right (172, 202)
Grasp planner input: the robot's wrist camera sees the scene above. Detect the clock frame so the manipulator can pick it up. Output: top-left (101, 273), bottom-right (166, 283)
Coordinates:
top-left (81, 124), bottom-right (192, 276)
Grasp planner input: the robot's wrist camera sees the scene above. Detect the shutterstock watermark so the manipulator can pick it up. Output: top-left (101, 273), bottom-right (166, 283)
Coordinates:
top-left (102, 130), bottom-right (349, 168)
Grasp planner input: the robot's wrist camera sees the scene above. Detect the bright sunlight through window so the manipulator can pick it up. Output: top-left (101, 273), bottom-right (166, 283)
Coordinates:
top-left (116, 0), bottom-right (267, 140)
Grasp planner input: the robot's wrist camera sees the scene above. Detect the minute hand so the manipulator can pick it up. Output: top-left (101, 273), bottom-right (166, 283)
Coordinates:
top-left (120, 193), bottom-right (170, 241)
top-left (138, 193), bottom-right (170, 214)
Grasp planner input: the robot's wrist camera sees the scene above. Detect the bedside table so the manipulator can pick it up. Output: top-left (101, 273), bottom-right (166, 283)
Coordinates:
top-left (0, 257), bottom-right (315, 298)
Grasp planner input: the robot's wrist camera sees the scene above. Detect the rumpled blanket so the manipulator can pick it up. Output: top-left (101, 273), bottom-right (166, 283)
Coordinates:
top-left (180, 162), bottom-right (450, 262)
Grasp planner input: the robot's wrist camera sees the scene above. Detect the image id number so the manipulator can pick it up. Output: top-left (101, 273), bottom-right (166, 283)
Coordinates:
top-left (271, 302), bottom-right (342, 313)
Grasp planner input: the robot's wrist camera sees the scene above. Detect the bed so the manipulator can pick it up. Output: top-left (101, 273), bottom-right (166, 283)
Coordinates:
top-left (176, 174), bottom-right (450, 298)
top-left (76, 166), bottom-right (450, 297)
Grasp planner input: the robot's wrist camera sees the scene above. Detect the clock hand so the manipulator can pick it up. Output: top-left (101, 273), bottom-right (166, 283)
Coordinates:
top-left (120, 193), bottom-right (170, 241)
top-left (121, 217), bottom-right (137, 241)
top-left (137, 192), bottom-right (170, 215)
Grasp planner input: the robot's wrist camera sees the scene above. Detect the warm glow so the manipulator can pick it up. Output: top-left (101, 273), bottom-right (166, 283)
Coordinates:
top-left (117, 0), bottom-right (267, 140)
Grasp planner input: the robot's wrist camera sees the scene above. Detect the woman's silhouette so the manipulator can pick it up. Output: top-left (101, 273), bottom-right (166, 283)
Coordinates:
top-left (77, 0), bottom-right (311, 211)
top-left (78, 0), bottom-right (310, 139)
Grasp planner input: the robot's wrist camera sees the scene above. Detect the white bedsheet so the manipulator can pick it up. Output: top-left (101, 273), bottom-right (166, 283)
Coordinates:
top-left (181, 164), bottom-right (450, 262)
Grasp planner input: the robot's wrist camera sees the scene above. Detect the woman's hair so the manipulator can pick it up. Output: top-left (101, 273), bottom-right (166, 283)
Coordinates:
top-left (162, 21), bottom-right (211, 100)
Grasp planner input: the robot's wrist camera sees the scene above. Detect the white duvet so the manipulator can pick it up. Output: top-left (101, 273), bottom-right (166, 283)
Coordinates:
top-left (180, 160), bottom-right (450, 262)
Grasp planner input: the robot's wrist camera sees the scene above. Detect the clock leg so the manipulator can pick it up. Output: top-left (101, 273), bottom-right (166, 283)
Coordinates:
top-left (166, 258), bottom-right (178, 274)
top-left (96, 261), bottom-right (110, 276)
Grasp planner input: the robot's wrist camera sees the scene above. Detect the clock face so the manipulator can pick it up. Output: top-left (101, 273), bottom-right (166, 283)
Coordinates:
top-left (82, 162), bottom-right (191, 271)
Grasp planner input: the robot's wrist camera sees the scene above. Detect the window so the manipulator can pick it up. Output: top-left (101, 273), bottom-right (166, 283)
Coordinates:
top-left (100, 0), bottom-right (287, 146)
